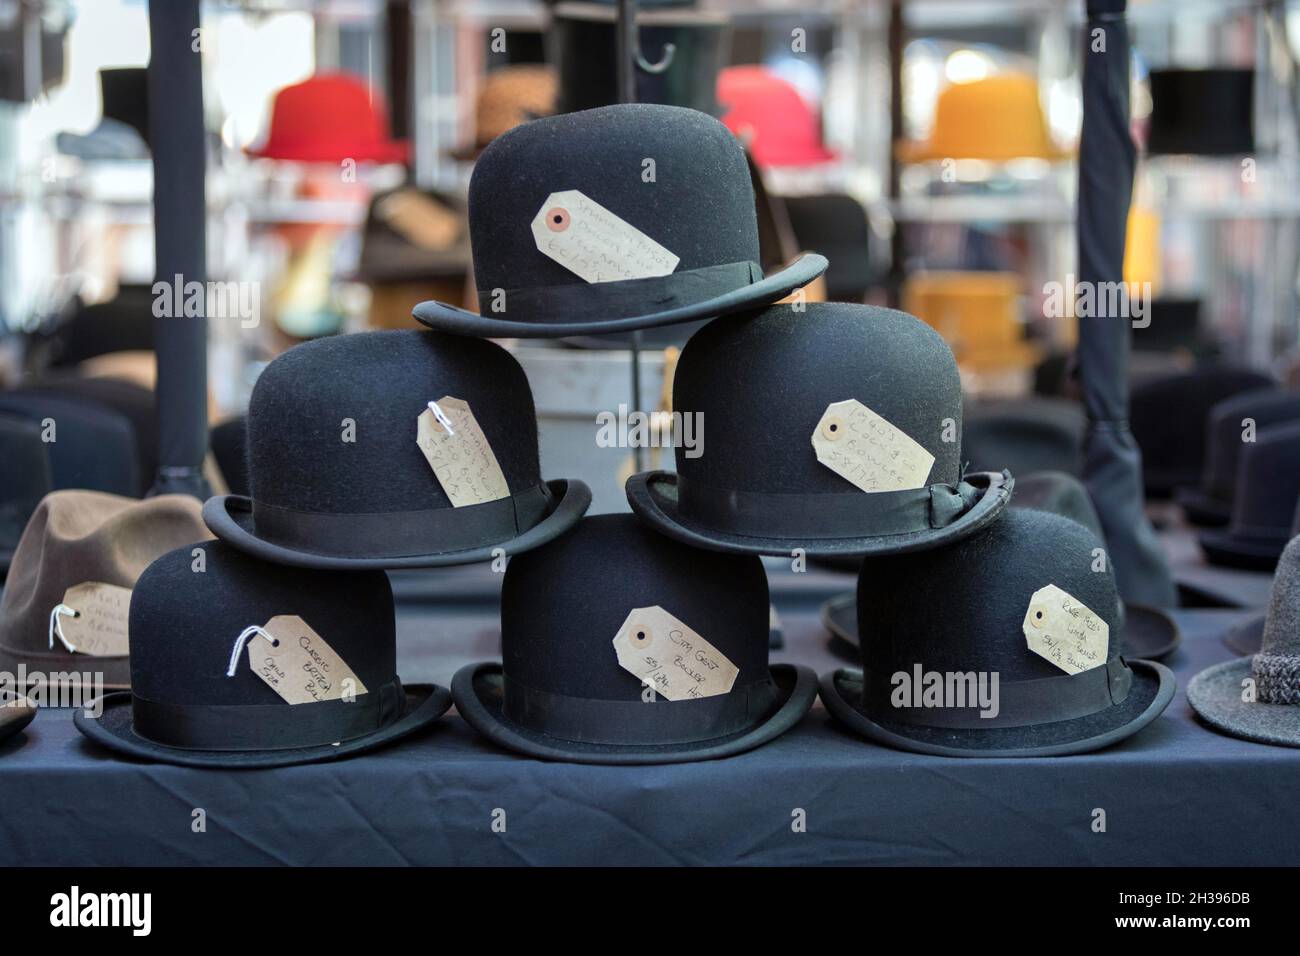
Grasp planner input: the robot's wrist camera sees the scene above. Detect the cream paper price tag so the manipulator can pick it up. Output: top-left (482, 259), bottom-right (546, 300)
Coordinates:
top-left (59, 583), bottom-right (131, 656)
top-left (1022, 584), bottom-right (1109, 675)
top-left (612, 606), bottom-right (738, 702)
top-left (531, 189), bottom-right (679, 284)
top-left (244, 615), bottom-right (368, 705)
top-left (416, 396), bottom-right (510, 508)
top-left (811, 399), bottom-right (936, 493)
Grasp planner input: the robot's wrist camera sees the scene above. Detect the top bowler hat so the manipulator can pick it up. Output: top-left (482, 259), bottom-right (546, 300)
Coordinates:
top-left (411, 103), bottom-right (826, 339)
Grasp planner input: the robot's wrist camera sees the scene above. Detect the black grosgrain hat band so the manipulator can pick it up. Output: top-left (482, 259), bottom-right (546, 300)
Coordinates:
top-left (130, 679), bottom-right (406, 752)
top-left (675, 477), bottom-right (981, 539)
top-left (859, 658), bottom-right (1133, 730)
top-left (251, 484), bottom-right (555, 559)
top-left (479, 260), bottom-right (763, 325)
top-left (502, 675), bottom-right (779, 746)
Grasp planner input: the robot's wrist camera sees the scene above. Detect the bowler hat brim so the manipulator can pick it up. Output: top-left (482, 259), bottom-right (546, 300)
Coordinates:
top-left (0, 643), bottom-right (130, 692)
top-left (626, 469), bottom-right (1013, 558)
top-left (1173, 487), bottom-right (1232, 527)
top-left (410, 254), bottom-right (827, 339)
top-left (820, 594), bottom-right (1181, 661)
top-left (1198, 528), bottom-right (1291, 572)
top-left (819, 659), bottom-right (1174, 758)
top-left (1222, 613), bottom-right (1264, 656)
top-left (202, 478), bottom-right (590, 570)
top-left (452, 661), bottom-right (817, 765)
top-left (1188, 657), bottom-right (1300, 748)
top-left (73, 682), bottom-right (452, 768)
top-left (0, 691), bottom-right (37, 745)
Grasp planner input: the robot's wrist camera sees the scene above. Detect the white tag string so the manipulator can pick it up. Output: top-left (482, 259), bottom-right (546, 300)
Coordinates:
top-left (48, 604), bottom-right (79, 652)
top-left (225, 625), bottom-right (278, 677)
top-left (427, 400), bottom-right (455, 436)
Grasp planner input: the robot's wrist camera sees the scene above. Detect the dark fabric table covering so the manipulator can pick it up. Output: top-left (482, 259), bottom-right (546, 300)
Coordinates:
top-left (1, 575), bottom-right (1296, 865)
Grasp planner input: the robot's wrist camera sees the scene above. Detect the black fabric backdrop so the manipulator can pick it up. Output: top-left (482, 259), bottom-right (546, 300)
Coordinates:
top-left (1, 565), bottom-right (1296, 866)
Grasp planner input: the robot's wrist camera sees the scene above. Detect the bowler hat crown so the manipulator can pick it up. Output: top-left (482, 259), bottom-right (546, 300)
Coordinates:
top-left (1225, 421), bottom-right (1300, 538)
top-left (502, 514), bottom-right (771, 704)
top-left (1201, 389), bottom-right (1300, 498)
top-left (466, 104), bottom-right (758, 310)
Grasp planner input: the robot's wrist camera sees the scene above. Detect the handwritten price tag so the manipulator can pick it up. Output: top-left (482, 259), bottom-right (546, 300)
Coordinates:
top-left (59, 583), bottom-right (131, 657)
top-left (611, 605), bottom-right (738, 702)
top-left (244, 615), bottom-right (368, 705)
top-left (530, 189), bottom-right (679, 284)
top-left (1022, 584), bottom-right (1109, 675)
top-left (811, 399), bottom-right (935, 493)
top-left (416, 396), bottom-right (511, 508)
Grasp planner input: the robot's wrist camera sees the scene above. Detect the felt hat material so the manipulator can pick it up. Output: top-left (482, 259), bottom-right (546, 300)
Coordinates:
top-left (1198, 420), bottom-right (1300, 572)
top-left (412, 103), bottom-right (827, 339)
top-left (247, 72), bottom-right (408, 164)
top-left (821, 470), bottom-right (1181, 661)
top-left (962, 399), bottom-right (1086, 479)
top-left (204, 329), bottom-right (590, 569)
top-left (1176, 388), bottom-right (1300, 527)
top-left (0, 391), bottom-right (139, 497)
top-left (820, 509), bottom-right (1175, 757)
top-left (355, 186), bottom-right (471, 285)
top-left (453, 514), bottom-right (817, 764)
top-left (1188, 536), bottom-right (1300, 747)
top-left (627, 302), bottom-right (1012, 557)
top-left (75, 541), bottom-right (450, 767)
top-left (1130, 367), bottom-right (1275, 498)
top-left (0, 691), bottom-right (37, 747)
top-left (0, 414), bottom-right (52, 572)
top-left (0, 491), bottom-right (209, 690)
top-left (897, 74), bottom-right (1069, 162)
top-left (718, 65), bottom-right (837, 168)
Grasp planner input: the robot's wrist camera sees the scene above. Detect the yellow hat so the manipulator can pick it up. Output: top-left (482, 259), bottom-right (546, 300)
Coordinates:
top-left (899, 74), bottom-right (1069, 163)
top-left (903, 271), bottom-right (1042, 371)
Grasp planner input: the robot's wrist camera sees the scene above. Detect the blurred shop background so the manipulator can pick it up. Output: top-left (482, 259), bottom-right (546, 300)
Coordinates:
top-left (0, 0), bottom-right (1297, 518)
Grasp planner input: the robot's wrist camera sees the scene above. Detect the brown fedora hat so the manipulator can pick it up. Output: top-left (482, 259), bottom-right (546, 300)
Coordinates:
top-left (0, 490), bottom-right (209, 691)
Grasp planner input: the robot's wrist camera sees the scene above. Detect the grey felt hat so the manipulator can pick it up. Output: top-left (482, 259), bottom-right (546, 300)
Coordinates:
top-left (1189, 535), bottom-right (1300, 747)
top-left (627, 302), bottom-right (1012, 557)
top-left (412, 103), bottom-right (826, 339)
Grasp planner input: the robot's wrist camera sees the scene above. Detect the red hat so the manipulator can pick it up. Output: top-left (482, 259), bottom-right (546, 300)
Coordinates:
top-left (248, 72), bottom-right (409, 164)
top-left (718, 65), bottom-right (836, 168)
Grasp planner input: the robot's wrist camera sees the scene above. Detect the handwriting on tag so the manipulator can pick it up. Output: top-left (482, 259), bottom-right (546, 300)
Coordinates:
top-left (416, 396), bottom-right (510, 508)
top-left (60, 583), bottom-right (131, 656)
top-left (612, 606), bottom-right (738, 702)
top-left (245, 615), bottom-right (368, 705)
top-left (811, 399), bottom-right (935, 493)
top-left (1022, 584), bottom-right (1109, 675)
top-left (531, 189), bottom-right (679, 284)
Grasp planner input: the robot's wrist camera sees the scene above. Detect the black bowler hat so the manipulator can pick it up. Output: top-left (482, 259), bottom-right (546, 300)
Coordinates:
top-left (821, 470), bottom-right (1181, 661)
top-left (1199, 421), bottom-right (1300, 572)
top-left (1130, 367), bottom-right (1274, 498)
top-left (1146, 69), bottom-right (1254, 156)
top-left (1176, 388), bottom-right (1300, 527)
top-left (627, 302), bottom-right (1012, 557)
top-left (0, 414), bottom-right (51, 573)
top-left (453, 514), bottom-right (817, 764)
top-left (203, 329), bottom-right (590, 569)
top-left (75, 541), bottom-right (451, 768)
top-left (0, 392), bottom-right (138, 497)
top-left (962, 398), bottom-right (1085, 478)
top-left (411, 103), bottom-right (826, 339)
top-left (820, 509), bottom-right (1175, 758)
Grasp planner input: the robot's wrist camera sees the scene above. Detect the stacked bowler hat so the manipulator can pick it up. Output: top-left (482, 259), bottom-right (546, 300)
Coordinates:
top-left (627, 301), bottom-right (1012, 557)
top-left (203, 328), bottom-right (590, 569)
top-left (411, 103), bottom-right (827, 339)
top-left (820, 509), bottom-right (1175, 758)
top-left (75, 540), bottom-right (451, 768)
top-left (1198, 420), bottom-right (1300, 572)
top-left (453, 514), bottom-right (817, 764)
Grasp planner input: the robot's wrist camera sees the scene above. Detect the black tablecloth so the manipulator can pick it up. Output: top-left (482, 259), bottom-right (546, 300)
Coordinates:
top-left (2, 568), bottom-right (1296, 865)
